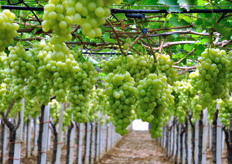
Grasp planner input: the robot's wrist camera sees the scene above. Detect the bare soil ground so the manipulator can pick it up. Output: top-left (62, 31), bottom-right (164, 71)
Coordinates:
top-left (97, 130), bottom-right (172, 164)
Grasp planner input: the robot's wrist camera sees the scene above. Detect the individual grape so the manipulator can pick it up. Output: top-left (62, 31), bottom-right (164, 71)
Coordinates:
top-left (0, 10), bottom-right (19, 52)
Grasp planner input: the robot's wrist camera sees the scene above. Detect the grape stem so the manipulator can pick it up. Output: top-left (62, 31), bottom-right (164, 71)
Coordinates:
top-left (135, 19), bottom-right (157, 63)
top-left (174, 48), bottom-right (196, 65)
top-left (125, 35), bottom-right (143, 54)
top-left (158, 37), bottom-right (165, 57)
top-left (173, 65), bottom-right (197, 75)
top-left (118, 38), bottom-right (143, 55)
top-left (106, 19), bottom-right (126, 56)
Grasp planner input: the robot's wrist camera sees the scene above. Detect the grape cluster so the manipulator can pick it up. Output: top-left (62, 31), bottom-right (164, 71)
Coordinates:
top-left (67, 0), bottom-right (118, 38)
top-left (136, 73), bottom-right (174, 137)
top-left (42, 0), bottom-right (72, 43)
top-left (68, 58), bottom-right (97, 123)
top-left (0, 10), bottom-right (19, 52)
top-left (226, 51), bottom-right (232, 91)
top-left (190, 95), bottom-right (202, 119)
top-left (149, 84), bottom-right (174, 138)
top-left (6, 42), bottom-right (36, 100)
top-left (104, 71), bottom-right (136, 136)
top-left (101, 55), bottom-right (124, 73)
top-left (0, 83), bottom-right (22, 116)
top-left (36, 41), bottom-right (79, 103)
top-left (125, 55), bottom-right (155, 86)
top-left (197, 48), bottom-right (229, 108)
top-left (156, 54), bottom-right (177, 85)
top-left (49, 99), bottom-right (70, 127)
top-left (0, 52), bottom-right (8, 83)
top-left (88, 88), bottom-right (107, 122)
top-left (102, 55), bottom-right (155, 86)
top-left (218, 97), bottom-right (232, 128)
top-left (172, 80), bottom-right (193, 123)
top-left (24, 99), bottom-right (40, 122)
top-left (25, 40), bottom-right (53, 105)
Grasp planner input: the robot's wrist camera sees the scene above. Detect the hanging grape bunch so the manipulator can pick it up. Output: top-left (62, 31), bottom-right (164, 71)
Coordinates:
top-left (69, 57), bottom-right (97, 123)
top-left (104, 71), bottom-right (136, 136)
top-left (136, 73), bottom-right (174, 138)
top-left (6, 42), bottom-right (36, 100)
top-left (156, 54), bottom-right (177, 85)
top-left (0, 10), bottom-right (19, 52)
top-left (0, 52), bottom-right (8, 83)
top-left (67, 0), bottom-right (120, 38)
top-left (197, 48), bottom-right (229, 108)
top-left (218, 97), bottom-right (232, 128)
top-left (226, 50), bottom-right (232, 91)
top-left (42, 0), bottom-right (73, 43)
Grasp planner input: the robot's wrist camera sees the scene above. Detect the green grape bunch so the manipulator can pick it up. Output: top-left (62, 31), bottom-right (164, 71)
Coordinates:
top-left (136, 73), bottom-right (174, 138)
top-left (67, 0), bottom-right (120, 38)
top-left (0, 52), bottom-right (8, 83)
top-left (0, 10), bottom-right (19, 52)
top-left (6, 42), bottom-right (36, 100)
top-left (156, 53), bottom-right (177, 85)
top-left (102, 55), bottom-right (155, 86)
top-left (68, 57), bottom-right (97, 123)
top-left (42, 0), bottom-right (73, 43)
top-left (104, 71), bottom-right (136, 136)
top-left (218, 97), bottom-right (232, 128)
top-left (197, 48), bottom-right (229, 108)
top-left (226, 51), bottom-right (232, 91)
top-left (172, 80), bottom-right (193, 123)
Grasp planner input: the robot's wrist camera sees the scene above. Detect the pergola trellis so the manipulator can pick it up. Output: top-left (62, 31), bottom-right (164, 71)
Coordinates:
top-left (1, 2), bottom-right (232, 60)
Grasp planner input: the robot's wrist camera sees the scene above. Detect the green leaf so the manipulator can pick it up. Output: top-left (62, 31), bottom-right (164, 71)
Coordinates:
top-left (196, 0), bottom-right (207, 5)
top-left (169, 15), bottom-right (189, 26)
top-left (195, 44), bottom-right (205, 55)
top-left (214, 23), bottom-right (232, 39)
top-left (137, 0), bottom-right (159, 5)
top-left (177, 0), bottom-right (192, 11)
top-left (184, 44), bottom-right (192, 52)
top-left (199, 38), bottom-right (208, 45)
top-left (158, 0), bottom-right (182, 13)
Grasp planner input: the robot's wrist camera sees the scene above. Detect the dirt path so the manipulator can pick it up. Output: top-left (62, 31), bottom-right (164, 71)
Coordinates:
top-left (97, 130), bottom-right (172, 164)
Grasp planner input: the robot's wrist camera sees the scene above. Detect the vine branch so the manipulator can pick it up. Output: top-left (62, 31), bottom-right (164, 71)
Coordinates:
top-left (106, 18), bottom-right (126, 56)
top-left (174, 48), bottom-right (196, 65)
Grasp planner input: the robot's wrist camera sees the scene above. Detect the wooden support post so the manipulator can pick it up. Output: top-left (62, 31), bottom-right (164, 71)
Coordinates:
top-left (78, 123), bottom-right (84, 164)
top-left (216, 117), bottom-right (222, 164)
top-left (13, 98), bottom-right (25, 164)
top-left (26, 116), bottom-right (32, 157)
top-left (90, 122), bottom-right (96, 164)
top-left (41, 104), bottom-right (50, 164)
top-left (56, 103), bottom-right (65, 164)
top-left (195, 120), bottom-right (199, 164)
top-left (202, 109), bottom-right (208, 163)
top-left (85, 122), bottom-right (91, 164)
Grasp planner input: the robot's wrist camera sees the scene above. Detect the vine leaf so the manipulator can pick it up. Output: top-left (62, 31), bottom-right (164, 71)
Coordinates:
top-left (184, 44), bottom-right (193, 53)
top-left (177, 0), bottom-right (192, 11)
top-left (158, 0), bottom-right (182, 13)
